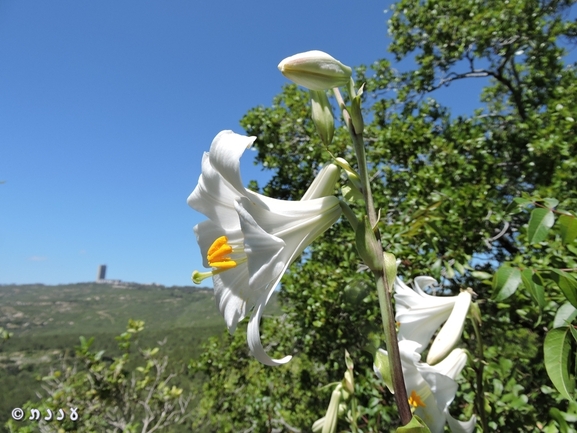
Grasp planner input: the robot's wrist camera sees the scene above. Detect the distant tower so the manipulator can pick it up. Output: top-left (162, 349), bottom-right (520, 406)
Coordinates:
top-left (97, 265), bottom-right (107, 282)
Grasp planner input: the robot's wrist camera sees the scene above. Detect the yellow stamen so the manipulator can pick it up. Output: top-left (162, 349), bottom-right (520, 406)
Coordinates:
top-left (208, 236), bottom-right (229, 258)
top-left (208, 243), bottom-right (233, 263)
top-left (210, 259), bottom-right (237, 269)
top-left (207, 236), bottom-right (239, 270)
top-left (408, 390), bottom-right (426, 408)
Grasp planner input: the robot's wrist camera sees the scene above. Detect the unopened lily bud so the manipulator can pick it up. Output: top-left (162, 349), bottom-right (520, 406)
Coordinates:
top-left (278, 50), bottom-right (352, 91)
top-left (321, 383), bottom-right (342, 433)
top-left (301, 163), bottom-right (340, 201)
top-left (310, 90), bottom-right (335, 146)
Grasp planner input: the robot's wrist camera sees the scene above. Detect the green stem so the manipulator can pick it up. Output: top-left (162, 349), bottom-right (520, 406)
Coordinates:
top-left (472, 317), bottom-right (489, 432)
top-left (333, 87), bottom-right (412, 426)
top-left (350, 397), bottom-right (359, 433)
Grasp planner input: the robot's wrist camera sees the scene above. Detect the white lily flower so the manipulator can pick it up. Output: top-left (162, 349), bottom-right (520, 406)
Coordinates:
top-left (377, 341), bottom-right (476, 433)
top-left (188, 130), bottom-right (341, 366)
top-left (394, 276), bottom-right (472, 364)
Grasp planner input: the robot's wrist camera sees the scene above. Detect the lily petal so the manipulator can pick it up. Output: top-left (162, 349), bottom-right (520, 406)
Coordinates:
top-left (395, 277), bottom-right (457, 350)
top-left (445, 410), bottom-right (477, 433)
top-left (248, 289), bottom-right (292, 366)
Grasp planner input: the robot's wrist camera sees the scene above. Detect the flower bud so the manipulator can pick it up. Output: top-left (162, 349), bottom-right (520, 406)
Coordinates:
top-left (278, 50), bottom-right (352, 91)
top-left (310, 90), bottom-right (335, 146)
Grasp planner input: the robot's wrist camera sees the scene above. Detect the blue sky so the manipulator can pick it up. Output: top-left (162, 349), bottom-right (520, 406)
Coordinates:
top-left (0, 1), bottom-right (490, 287)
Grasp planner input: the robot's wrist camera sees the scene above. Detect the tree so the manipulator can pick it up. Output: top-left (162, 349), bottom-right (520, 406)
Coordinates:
top-left (191, 0), bottom-right (577, 431)
top-left (6, 320), bottom-right (191, 433)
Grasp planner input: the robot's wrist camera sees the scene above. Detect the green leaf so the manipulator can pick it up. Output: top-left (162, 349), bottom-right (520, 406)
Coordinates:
top-left (521, 269), bottom-right (545, 312)
top-left (554, 303), bottom-right (577, 328)
top-left (444, 260), bottom-right (455, 279)
top-left (549, 407), bottom-right (570, 433)
top-left (528, 208), bottom-right (555, 243)
top-left (454, 261), bottom-right (465, 275)
top-left (552, 270), bottom-right (577, 309)
top-left (559, 214), bottom-right (577, 244)
top-left (544, 328), bottom-right (575, 401)
top-left (471, 271), bottom-right (492, 280)
top-left (395, 415), bottom-right (432, 432)
top-left (493, 266), bottom-right (522, 301)
top-left (543, 198), bottom-right (560, 209)
top-left (513, 197), bottom-right (533, 206)
top-left (510, 197), bottom-right (533, 210)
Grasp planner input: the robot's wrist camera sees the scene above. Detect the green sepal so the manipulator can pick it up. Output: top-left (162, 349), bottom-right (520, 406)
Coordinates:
top-left (395, 415), bottom-right (432, 432)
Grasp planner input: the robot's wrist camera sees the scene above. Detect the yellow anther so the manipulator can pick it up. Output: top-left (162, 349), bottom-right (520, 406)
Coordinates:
top-left (208, 236), bottom-right (229, 257)
top-left (206, 236), bottom-right (239, 270)
top-left (210, 259), bottom-right (237, 270)
top-left (408, 390), bottom-right (426, 408)
top-left (208, 243), bottom-right (233, 263)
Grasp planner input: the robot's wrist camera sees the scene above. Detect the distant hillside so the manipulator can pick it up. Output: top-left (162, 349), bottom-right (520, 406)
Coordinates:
top-left (0, 282), bottom-right (282, 431)
top-left (0, 282), bottom-right (223, 337)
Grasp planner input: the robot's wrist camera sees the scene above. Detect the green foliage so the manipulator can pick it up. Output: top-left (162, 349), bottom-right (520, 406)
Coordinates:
top-left (0, 283), bottom-right (230, 430)
top-left (192, 0), bottom-right (577, 428)
top-left (493, 197), bottom-right (577, 413)
top-left (5, 320), bottom-right (191, 433)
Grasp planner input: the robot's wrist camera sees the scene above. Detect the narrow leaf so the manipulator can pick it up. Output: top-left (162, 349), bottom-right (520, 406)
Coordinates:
top-left (454, 261), bottom-right (465, 275)
top-left (521, 269), bottom-right (545, 312)
top-left (559, 214), bottom-right (577, 244)
top-left (493, 266), bottom-right (522, 301)
top-left (444, 260), bottom-right (455, 279)
top-left (549, 408), bottom-right (570, 433)
top-left (471, 271), bottom-right (492, 280)
top-left (544, 328), bottom-right (575, 401)
top-left (552, 270), bottom-right (577, 309)
top-left (528, 208), bottom-right (555, 243)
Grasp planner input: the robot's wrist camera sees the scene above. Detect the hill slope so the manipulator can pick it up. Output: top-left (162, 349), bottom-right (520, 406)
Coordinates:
top-left (0, 282), bottom-right (281, 431)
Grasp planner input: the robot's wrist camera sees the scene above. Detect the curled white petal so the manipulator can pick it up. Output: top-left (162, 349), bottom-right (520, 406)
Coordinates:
top-left (427, 292), bottom-right (472, 364)
top-left (248, 290), bottom-right (292, 366)
top-left (395, 277), bottom-right (456, 350)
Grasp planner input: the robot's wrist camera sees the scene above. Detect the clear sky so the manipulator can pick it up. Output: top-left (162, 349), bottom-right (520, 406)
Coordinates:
top-left (1, 1), bottom-right (489, 287)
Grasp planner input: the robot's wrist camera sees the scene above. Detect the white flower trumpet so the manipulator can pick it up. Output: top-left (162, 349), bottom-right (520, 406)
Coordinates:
top-left (188, 130), bottom-right (341, 366)
top-left (394, 276), bottom-right (472, 364)
top-left (377, 341), bottom-right (476, 433)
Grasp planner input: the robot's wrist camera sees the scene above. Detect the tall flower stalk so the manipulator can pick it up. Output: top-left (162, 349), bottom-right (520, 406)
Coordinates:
top-left (332, 84), bottom-right (413, 425)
